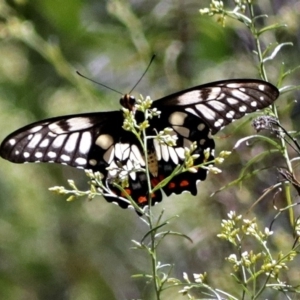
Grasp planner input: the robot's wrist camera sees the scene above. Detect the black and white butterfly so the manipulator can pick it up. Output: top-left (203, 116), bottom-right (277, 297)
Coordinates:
top-left (0, 79), bottom-right (279, 210)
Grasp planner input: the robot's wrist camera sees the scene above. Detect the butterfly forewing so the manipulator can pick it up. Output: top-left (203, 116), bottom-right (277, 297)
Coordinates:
top-left (0, 79), bottom-right (279, 212)
top-left (0, 110), bottom-right (163, 209)
top-left (153, 79), bottom-right (279, 134)
top-left (1, 112), bottom-right (122, 168)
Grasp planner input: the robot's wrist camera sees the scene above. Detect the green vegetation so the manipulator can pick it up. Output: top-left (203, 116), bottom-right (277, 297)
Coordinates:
top-left (0, 1), bottom-right (299, 299)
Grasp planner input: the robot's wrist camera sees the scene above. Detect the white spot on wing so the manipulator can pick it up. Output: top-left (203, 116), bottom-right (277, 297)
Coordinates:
top-left (123, 144), bottom-right (130, 160)
top-left (49, 117), bottom-right (93, 134)
top-left (27, 133), bottom-right (43, 148)
top-left (231, 90), bottom-right (250, 101)
top-left (169, 146), bottom-right (178, 165)
top-left (195, 104), bottom-right (216, 120)
top-left (75, 157), bottom-right (87, 165)
top-left (226, 83), bottom-right (240, 88)
top-left (67, 118), bottom-right (93, 130)
top-left (130, 145), bottom-right (145, 166)
top-left (185, 107), bottom-right (198, 117)
top-left (177, 91), bottom-right (203, 104)
top-left (216, 92), bottom-right (226, 101)
top-left (35, 152), bottom-right (43, 158)
top-left (39, 139), bottom-right (50, 148)
top-left (161, 144), bottom-right (169, 162)
top-left (214, 119), bottom-right (224, 128)
top-left (52, 134), bottom-right (67, 148)
top-left (169, 112), bottom-right (187, 126)
top-left (103, 147), bottom-right (114, 164)
top-left (115, 143), bottom-right (123, 160)
top-left (208, 100), bottom-right (227, 111)
top-left (89, 159), bottom-right (97, 166)
top-left (29, 126), bottom-right (43, 133)
top-left (47, 151), bottom-right (57, 158)
top-left (79, 132), bottom-right (92, 154)
top-left (258, 84), bottom-right (265, 91)
top-left (226, 98), bottom-right (239, 105)
top-left (8, 139), bottom-right (16, 146)
top-left (61, 154), bottom-right (70, 161)
top-left (95, 134), bottom-right (113, 150)
top-left (153, 139), bottom-right (161, 161)
top-left (108, 161), bottom-right (118, 177)
top-left (48, 132), bottom-right (56, 137)
top-left (204, 87), bottom-right (222, 100)
top-left (24, 152), bottom-right (30, 158)
top-left (239, 105), bottom-right (247, 112)
top-left (197, 123), bottom-right (206, 131)
top-left (172, 125), bottom-right (190, 138)
top-left (64, 133), bottom-right (79, 152)
top-left (251, 101), bottom-right (257, 107)
top-left (226, 110), bottom-right (235, 119)
top-left (129, 170), bottom-right (136, 181)
top-left (175, 147), bottom-right (185, 160)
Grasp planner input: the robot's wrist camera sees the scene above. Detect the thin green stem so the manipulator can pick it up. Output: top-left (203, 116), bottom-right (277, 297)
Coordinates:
top-left (141, 110), bottom-right (161, 300)
top-left (248, 3), bottom-right (294, 226)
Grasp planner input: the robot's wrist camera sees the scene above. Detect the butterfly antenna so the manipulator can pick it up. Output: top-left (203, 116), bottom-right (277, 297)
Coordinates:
top-left (129, 54), bottom-right (156, 94)
top-left (76, 71), bottom-right (123, 95)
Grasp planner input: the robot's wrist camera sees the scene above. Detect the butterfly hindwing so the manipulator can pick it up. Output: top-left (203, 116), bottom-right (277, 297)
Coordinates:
top-left (91, 138), bottom-right (163, 209)
top-left (148, 108), bottom-right (215, 196)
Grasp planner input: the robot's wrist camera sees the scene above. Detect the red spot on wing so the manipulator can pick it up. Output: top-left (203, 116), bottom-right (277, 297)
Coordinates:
top-left (168, 182), bottom-right (176, 189)
top-left (180, 180), bottom-right (189, 187)
top-left (121, 188), bottom-right (132, 197)
top-left (138, 196), bottom-right (147, 204)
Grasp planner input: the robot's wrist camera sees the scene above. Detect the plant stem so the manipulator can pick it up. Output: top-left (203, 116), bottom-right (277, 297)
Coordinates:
top-left (142, 110), bottom-right (161, 300)
top-left (248, 3), bottom-right (294, 226)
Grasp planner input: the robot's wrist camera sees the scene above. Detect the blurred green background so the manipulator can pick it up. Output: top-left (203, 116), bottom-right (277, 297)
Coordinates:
top-left (0, 0), bottom-right (299, 299)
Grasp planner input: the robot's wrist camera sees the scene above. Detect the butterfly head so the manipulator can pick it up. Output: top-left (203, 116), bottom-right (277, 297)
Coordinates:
top-left (120, 94), bottom-right (136, 111)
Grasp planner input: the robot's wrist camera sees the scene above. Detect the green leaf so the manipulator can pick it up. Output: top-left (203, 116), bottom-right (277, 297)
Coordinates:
top-left (263, 43), bottom-right (293, 62)
top-left (258, 23), bottom-right (287, 35)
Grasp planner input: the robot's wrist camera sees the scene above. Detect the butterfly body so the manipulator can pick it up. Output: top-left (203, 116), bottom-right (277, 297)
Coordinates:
top-left (0, 79), bottom-right (279, 211)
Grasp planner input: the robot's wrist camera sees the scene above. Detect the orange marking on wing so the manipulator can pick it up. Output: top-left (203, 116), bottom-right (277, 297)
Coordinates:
top-left (168, 182), bottom-right (176, 189)
top-left (138, 196), bottom-right (147, 204)
top-left (180, 180), bottom-right (189, 187)
top-left (121, 188), bottom-right (132, 197)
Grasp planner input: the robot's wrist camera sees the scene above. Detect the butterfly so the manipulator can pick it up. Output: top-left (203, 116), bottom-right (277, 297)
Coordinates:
top-left (0, 79), bottom-right (279, 211)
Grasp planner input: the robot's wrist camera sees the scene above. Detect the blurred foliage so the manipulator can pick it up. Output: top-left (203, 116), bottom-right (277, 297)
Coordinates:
top-left (0, 0), bottom-right (300, 299)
